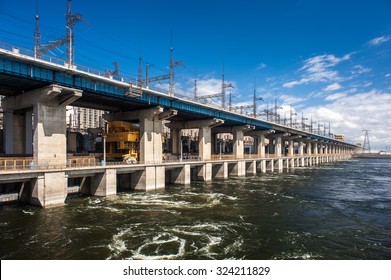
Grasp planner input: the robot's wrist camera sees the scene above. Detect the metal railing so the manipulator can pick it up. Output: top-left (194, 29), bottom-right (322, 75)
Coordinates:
top-left (0, 153), bottom-right (349, 172)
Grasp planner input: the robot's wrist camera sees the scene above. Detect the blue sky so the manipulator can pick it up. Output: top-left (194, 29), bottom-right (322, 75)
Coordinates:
top-left (1, 0), bottom-right (391, 150)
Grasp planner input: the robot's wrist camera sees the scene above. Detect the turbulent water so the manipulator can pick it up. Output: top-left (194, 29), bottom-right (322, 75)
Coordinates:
top-left (1, 158), bottom-right (390, 260)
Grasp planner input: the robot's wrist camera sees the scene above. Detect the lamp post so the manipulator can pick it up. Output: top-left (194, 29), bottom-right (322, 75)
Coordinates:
top-left (102, 118), bottom-right (108, 166)
top-left (219, 140), bottom-right (222, 160)
top-left (102, 135), bottom-right (107, 166)
top-left (180, 138), bottom-right (183, 163)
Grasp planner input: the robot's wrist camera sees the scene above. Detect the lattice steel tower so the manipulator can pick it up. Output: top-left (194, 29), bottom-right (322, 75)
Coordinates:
top-left (362, 129), bottom-right (371, 153)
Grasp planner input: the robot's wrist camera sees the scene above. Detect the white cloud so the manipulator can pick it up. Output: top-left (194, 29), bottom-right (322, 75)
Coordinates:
top-left (324, 92), bottom-right (347, 101)
top-left (257, 63), bottom-right (267, 70)
top-left (280, 94), bottom-right (306, 105)
top-left (283, 80), bottom-right (303, 88)
top-left (303, 90), bottom-right (391, 149)
top-left (283, 53), bottom-right (352, 88)
top-left (368, 35), bottom-right (390, 46)
top-left (197, 78), bottom-right (221, 96)
top-left (352, 65), bottom-right (371, 75)
top-left (324, 83), bottom-right (342, 91)
top-left (385, 73), bottom-right (391, 78)
top-left (363, 82), bottom-right (373, 87)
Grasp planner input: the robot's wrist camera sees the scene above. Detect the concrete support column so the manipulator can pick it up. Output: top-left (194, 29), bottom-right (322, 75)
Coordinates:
top-left (229, 161), bottom-right (245, 176)
top-left (132, 166), bottom-right (165, 191)
top-left (170, 165), bottom-right (190, 185)
top-left (290, 158), bottom-right (295, 169)
top-left (258, 160), bottom-right (267, 173)
top-left (25, 110), bottom-right (33, 154)
top-left (275, 158), bottom-right (283, 173)
top-left (211, 133), bottom-right (217, 154)
top-left (139, 117), bottom-right (163, 164)
top-left (33, 102), bottom-right (68, 167)
top-left (257, 134), bottom-right (266, 158)
top-left (171, 128), bottom-right (181, 155)
top-left (198, 163), bottom-right (212, 181)
top-left (213, 162), bottom-right (228, 179)
top-left (91, 169), bottom-right (117, 197)
top-left (275, 137), bottom-right (282, 157)
top-left (13, 113), bottom-right (25, 154)
top-left (2, 85), bottom-right (82, 167)
top-left (313, 142), bottom-right (319, 165)
top-left (306, 142), bottom-right (312, 166)
top-left (325, 145), bottom-right (329, 162)
top-left (247, 160), bottom-right (257, 175)
top-left (30, 172), bottom-right (68, 208)
top-left (3, 111), bottom-right (13, 154)
top-left (233, 128), bottom-right (244, 159)
top-left (299, 141), bottom-right (304, 167)
top-left (307, 142), bottom-right (312, 156)
top-left (267, 159), bottom-right (274, 172)
top-left (288, 140), bottom-right (294, 157)
top-left (2, 110), bottom-right (31, 155)
top-left (198, 126), bottom-right (212, 161)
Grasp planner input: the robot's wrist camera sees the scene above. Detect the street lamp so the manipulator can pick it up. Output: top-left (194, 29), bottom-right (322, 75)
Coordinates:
top-left (101, 119), bottom-right (108, 166)
top-left (180, 138), bottom-right (183, 163)
top-left (102, 135), bottom-right (107, 166)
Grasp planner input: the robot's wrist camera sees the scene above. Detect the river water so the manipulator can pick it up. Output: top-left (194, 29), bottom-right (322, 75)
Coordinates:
top-left (1, 158), bottom-right (390, 260)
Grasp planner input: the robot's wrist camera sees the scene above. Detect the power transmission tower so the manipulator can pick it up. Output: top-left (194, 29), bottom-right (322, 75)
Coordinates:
top-left (362, 129), bottom-right (371, 153)
top-left (34, 0), bottom-right (85, 67)
top-left (137, 57), bottom-right (143, 87)
top-left (252, 81), bottom-right (263, 117)
top-left (169, 39), bottom-right (183, 97)
top-left (301, 113), bottom-right (308, 131)
top-left (33, 0), bottom-right (41, 58)
top-left (221, 70), bottom-right (234, 109)
top-left (197, 70), bottom-right (233, 109)
top-left (193, 71), bottom-right (198, 101)
top-left (289, 106), bottom-right (297, 127)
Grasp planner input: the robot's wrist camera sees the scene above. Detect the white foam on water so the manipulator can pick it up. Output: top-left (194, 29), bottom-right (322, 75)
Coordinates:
top-left (89, 198), bottom-right (105, 204)
top-left (224, 238), bottom-right (244, 255)
top-left (131, 233), bottom-right (186, 260)
top-left (107, 227), bottom-right (132, 259)
top-left (22, 210), bottom-right (34, 215)
top-left (74, 227), bottom-right (90, 231)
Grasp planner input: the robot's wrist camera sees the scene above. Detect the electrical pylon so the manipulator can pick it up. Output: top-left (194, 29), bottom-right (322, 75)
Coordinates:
top-left (362, 129), bottom-right (371, 153)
